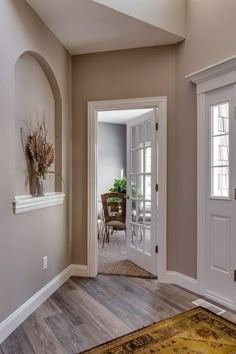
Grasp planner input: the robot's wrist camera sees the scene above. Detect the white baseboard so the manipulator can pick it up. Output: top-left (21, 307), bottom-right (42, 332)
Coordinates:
top-left (165, 271), bottom-right (199, 294)
top-left (0, 264), bottom-right (89, 344)
top-left (204, 290), bottom-right (236, 312)
top-left (0, 265), bottom-right (71, 344)
top-left (70, 264), bottom-right (89, 277)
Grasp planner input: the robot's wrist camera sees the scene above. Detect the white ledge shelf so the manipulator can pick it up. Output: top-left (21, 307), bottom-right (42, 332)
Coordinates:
top-left (13, 193), bottom-right (66, 214)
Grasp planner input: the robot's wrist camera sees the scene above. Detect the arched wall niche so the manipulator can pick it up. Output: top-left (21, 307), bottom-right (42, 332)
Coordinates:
top-left (15, 50), bottom-right (62, 195)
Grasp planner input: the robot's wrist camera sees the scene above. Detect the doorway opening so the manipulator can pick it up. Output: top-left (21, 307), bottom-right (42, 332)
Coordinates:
top-left (87, 98), bottom-right (167, 281)
top-left (97, 108), bottom-right (156, 278)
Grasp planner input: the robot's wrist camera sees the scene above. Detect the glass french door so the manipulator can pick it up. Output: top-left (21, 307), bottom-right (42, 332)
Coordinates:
top-left (126, 109), bottom-right (158, 275)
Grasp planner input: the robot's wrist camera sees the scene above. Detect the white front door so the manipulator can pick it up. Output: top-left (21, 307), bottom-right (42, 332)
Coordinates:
top-left (205, 84), bottom-right (236, 307)
top-left (126, 109), bottom-right (158, 275)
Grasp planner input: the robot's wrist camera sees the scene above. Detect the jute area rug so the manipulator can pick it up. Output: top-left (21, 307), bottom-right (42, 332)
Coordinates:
top-left (98, 231), bottom-right (156, 278)
top-left (81, 307), bottom-right (236, 353)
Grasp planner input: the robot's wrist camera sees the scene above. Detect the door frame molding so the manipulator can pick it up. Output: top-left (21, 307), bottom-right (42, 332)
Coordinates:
top-left (187, 55), bottom-right (236, 310)
top-left (87, 97), bottom-right (167, 280)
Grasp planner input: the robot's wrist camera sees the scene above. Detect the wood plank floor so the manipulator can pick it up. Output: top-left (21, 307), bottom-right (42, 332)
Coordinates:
top-left (1, 275), bottom-right (236, 354)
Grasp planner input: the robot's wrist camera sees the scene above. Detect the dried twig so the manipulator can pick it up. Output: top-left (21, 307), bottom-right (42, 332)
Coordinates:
top-left (26, 118), bottom-right (55, 180)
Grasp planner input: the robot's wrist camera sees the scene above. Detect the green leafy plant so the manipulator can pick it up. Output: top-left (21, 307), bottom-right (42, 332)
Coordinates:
top-left (109, 177), bottom-right (143, 200)
top-left (110, 177), bottom-right (127, 194)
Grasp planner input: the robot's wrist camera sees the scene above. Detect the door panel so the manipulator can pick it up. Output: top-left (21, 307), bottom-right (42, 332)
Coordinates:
top-left (126, 109), bottom-right (158, 275)
top-left (205, 85), bottom-right (236, 305)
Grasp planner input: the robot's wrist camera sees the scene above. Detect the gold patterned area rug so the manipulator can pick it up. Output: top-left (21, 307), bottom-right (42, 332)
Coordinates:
top-left (81, 307), bottom-right (236, 353)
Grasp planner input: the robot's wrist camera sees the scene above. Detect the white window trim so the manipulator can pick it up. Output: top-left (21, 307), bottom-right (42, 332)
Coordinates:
top-left (13, 192), bottom-right (66, 214)
top-left (87, 97), bottom-right (167, 280)
top-left (187, 55), bottom-right (236, 310)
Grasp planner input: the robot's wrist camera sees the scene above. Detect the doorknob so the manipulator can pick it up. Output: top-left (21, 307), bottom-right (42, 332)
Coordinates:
top-left (126, 195), bottom-right (130, 200)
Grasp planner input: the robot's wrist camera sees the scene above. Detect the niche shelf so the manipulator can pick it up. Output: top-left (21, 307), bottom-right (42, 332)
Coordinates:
top-left (13, 192), bottom-right (65, 214)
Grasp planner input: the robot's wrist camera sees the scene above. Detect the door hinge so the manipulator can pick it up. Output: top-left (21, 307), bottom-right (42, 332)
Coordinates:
top-left (155, 245), bottom-right (158, 254)
top-left (156, 184), bottom-right (159, 192)
top-left (156, 122), bottom-right (159, 131)
top-left (234, 270), bottom-right (236, 282)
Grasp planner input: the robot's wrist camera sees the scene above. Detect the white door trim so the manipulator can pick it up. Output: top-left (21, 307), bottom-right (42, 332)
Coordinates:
top-left (187, 56), bottom-right (236, 310)
top-left (87, 97), bottom-right (167, 280)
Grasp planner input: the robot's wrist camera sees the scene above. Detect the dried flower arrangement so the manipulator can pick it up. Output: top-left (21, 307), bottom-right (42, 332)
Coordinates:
top-left (24, 119), bottom-right (55, 196)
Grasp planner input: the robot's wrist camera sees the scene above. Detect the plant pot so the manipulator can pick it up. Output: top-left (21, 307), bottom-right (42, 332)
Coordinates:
top-left (36, 178), bottom-right (46, 197)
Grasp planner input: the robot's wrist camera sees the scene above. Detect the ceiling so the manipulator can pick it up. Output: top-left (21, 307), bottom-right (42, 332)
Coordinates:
top-left (26, 0), bottom-right (184, 55)
top-left (98, 109), bottom-right (154, 124)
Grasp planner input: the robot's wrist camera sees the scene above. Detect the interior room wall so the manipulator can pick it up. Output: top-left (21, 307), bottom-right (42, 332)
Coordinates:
top-left (72, 45), bottom-right (176, 266)
top-left (72, 0), bottom-right (236, 279)
top-left (97, 122), bottom-right (126, 213)
top-left (0, 0), bottom-right (72, 324)
top-left (15, 53), bottom-right (55, 195)
top-left (174, 0), bottom-right (236, 278)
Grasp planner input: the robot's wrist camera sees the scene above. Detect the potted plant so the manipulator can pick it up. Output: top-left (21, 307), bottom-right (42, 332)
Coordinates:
top-left (109, 177), bottom-right (127, 194)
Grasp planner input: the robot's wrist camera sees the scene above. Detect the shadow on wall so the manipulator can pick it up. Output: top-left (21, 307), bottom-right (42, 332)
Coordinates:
top-left (14, 51), bottom-right (62, 195)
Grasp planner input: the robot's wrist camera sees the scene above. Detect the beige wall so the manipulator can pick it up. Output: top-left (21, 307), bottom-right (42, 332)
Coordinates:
top-left (0, 0), bottom-right (72, 323)
top-left (72, 0), bottom-right (236, 279)
top-left (174, 0), bottom-right (236, 277)
top-left (72, 46), bottom-right (177, 267)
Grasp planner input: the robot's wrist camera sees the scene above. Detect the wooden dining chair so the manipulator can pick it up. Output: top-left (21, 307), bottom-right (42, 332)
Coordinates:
top-left (101, 192), bottom-right (126, 247)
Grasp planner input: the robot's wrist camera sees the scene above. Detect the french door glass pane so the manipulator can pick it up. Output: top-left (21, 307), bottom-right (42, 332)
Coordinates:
top-left (137, 201), bottom-right (144, 224)
top-left (138, 124), bottom-right (144, 148)
top-left (145, 202), bottom-right (151, 226)
top-left (137, 175), bottom-right (144, 200)
top-left (210, 102), bottom-right (229, 198)
top-left (145, 175), bottom-right (151, 200)
top-left (131, 150), bottom-right (143, 173)
top-left (145, 120), bottom-right (151, 145)
top-left (131, 176), bottom-right (136, 198)
top-left (137, 226), bottom-right (144, 250)
top-left (131, 201), bottom-right (137, 222)
top-left (145, 147), bottom-right (151, 173)
top-left (132, 127), bottom-right (137, 149)
top-left (144, 228), bottom-right (151, 254)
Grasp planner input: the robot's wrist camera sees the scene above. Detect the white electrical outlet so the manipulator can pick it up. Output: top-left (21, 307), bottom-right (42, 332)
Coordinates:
top-left (43, 256), bottom-right (48, 270)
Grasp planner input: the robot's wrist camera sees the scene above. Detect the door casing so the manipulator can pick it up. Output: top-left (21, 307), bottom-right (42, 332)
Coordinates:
top-left (87, 97), bottom-right (167, 280)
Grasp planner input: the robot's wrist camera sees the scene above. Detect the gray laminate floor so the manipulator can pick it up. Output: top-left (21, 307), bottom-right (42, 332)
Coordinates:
top-left (1, 275), bottom-right (236, 354)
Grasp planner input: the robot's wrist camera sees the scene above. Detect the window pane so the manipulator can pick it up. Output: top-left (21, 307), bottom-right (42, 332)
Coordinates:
top-left (137, 149), bottom-right (144, 173)
top-left (145, 175), bottom-right (151, 200)
top-left (211, 166), bottom-right (229, 197)
top-left (210, 102), bottom-right (229, 198)
top-left (138, 124), bottom-right (144, 148)
top-left (136, 175), bottom-right (144, 200)
top-left (145, 147), bottom-right (151, 173)
top-left (145, 120), bottom-right (151, 145)
top-left (132, 127), bottom-right (136, 148)
top-left (131, 176), bottom-right (136, 199)
top-left (131, 201), bottom-right (137, 222)
top-left (145, 202), bottom-right (151, 226)
top-left (144, 228), bottom-right (151, 255)
top-left (212, 103), bottom-right (229, 136)
top-left (212, 135), bottom-right (229, 166)
top-left (132, 150), bottom-right (144, 173)
top-left (131, 224), bottom-right (143, 249)
top-left (137, 201), bottom-right (144, 224)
